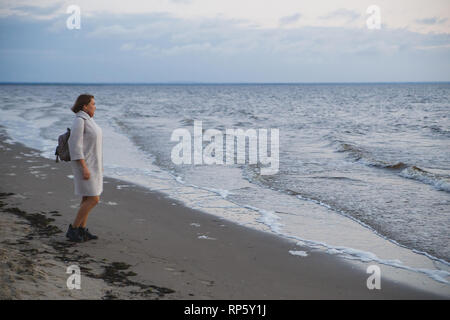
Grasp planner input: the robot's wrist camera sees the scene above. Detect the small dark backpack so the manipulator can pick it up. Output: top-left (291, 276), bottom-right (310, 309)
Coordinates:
top-left (55, 128), bottom-right (71, 162)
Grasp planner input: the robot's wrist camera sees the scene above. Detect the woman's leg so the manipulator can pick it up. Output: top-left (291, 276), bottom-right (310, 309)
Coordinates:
top-left (80, 195), bottom-right (99, 227)
top-left (72, 195), bottom-right (99, 228)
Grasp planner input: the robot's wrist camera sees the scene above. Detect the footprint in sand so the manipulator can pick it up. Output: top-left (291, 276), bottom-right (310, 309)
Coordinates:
top-left (165, 267), bottom-right (184, 276)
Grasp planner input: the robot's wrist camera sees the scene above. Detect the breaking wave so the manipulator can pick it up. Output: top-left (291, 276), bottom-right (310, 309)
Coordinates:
top-left (399, 166), bottom-right (450, 193)
top-left (336, 142), bottom-right (450, 192)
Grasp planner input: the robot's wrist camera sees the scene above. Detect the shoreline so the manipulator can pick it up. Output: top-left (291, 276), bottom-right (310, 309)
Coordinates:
top-left (0, 129), bottom-right (447, 299)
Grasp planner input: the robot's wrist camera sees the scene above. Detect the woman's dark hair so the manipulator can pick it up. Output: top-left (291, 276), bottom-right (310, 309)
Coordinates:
top-left (71, 94), bottom-right (94, 113)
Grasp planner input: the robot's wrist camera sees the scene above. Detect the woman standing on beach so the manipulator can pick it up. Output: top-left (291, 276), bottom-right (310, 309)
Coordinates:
top-left (66, 94), bottom-right (103, 242)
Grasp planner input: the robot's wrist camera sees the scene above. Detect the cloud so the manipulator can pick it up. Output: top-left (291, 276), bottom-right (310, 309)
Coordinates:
top-left (168, 0), bottom-right (192, 3)
top-left (87, 24), bottom-right (133, 38)
top-left (44, 10), bottom-right (450, 60)
top-left (319, 8), bottom-right (361, 22)
top-left (279, 13), bottom-right (301, 26)
top-left (415, 17), bottom-right (448, 25)
top-left (415, 43), bottom-right (450, 50)
top-left (0, 2), bottom-right (65, 20)
top-left (2, 1), bottom-right (450, 35)
top-left (0, 5), bottom-right (449, 82)
top-left (106, 14), bottom-right (450, 63)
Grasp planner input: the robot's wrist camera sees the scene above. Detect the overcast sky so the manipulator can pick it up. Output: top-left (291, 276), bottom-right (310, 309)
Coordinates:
top-left (0, 0), bottom-right (449, 83)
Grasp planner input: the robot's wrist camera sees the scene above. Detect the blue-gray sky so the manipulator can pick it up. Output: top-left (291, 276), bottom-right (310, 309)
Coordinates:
top-left (1, 0), bottom-right (449, 83)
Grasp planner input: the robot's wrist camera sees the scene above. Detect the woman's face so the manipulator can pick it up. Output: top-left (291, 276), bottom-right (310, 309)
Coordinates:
top-left (83, 98), bottom-right (96, 117)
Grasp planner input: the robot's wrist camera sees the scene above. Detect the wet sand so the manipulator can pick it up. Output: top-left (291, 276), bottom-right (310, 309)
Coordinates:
top-left (0, 128), bottom-right (445, 299)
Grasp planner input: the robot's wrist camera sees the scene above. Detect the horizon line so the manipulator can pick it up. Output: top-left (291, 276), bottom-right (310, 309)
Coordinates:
top-left (1, 81), bottom-right (450, 85)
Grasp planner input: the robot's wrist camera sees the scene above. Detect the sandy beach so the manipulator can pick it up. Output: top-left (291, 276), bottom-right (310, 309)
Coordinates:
top-left (0, 127), bottom-right (446, 300)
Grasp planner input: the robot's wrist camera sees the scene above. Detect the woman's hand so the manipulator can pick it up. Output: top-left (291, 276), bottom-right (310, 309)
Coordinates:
top-left (82, 166), bottom-right (90, 180)
top-left (77, 159), bottom-right (90, 180)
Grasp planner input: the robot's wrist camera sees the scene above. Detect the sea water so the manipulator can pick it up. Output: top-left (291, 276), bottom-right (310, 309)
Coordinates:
top-left (0, 83), bottom-right (449, 294)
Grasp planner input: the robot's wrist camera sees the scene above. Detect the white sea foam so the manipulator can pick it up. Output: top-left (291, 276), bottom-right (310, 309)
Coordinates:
top-left (3, 138), bottom-right (16, 145)
top-left (22, 152), bottom-right (40, 157)
top-left (243, 205), bottom-right (284, 234)
top-left (289, 250), bottom-right (308, 257)
top-left (116, 185), bottom-right (131, 189)
top-left (400, 166), bottom-right (450, 192)
top-left (198, 235), bottom-right (216, 240)
top-left (29, 164), bottom-right (50, 169)
top-left (175, 176), bottom-right (184, 183)
top-left (202, 187), bottom-right (231, 199)
top-left (293, 238), bottom-right (450, 284)
top-left (0, 108), bottom-right (58, 157)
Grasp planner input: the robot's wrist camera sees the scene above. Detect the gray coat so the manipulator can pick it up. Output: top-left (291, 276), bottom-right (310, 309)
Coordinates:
top-left (68, 110), bottom-right (103, 196)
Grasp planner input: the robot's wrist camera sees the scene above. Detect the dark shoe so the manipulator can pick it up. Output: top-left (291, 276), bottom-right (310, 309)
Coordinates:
top-left (79, 227), bottom-right (98, 241)
top-left (66, 224), bottom-right (84, 242)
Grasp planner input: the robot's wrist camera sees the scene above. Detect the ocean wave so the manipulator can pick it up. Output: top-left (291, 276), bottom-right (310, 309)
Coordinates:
top-left (337, 143), bottom-right (407, 170)
top-left (400, 166), bottom-right (450, 192)
top-left (179, 118), bottom-right (195, 126)
top-left (336, 142), bottom-right (450, 192)
top-left (427, 125), bottom-right (450, 138)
